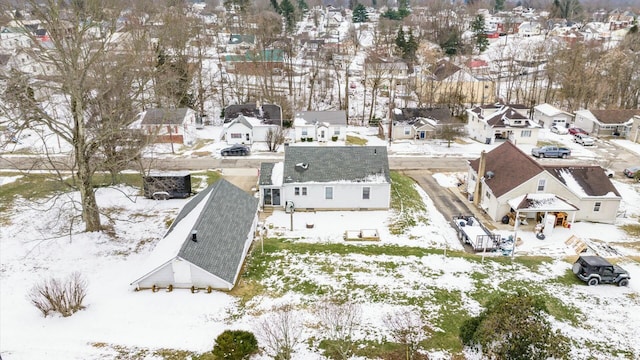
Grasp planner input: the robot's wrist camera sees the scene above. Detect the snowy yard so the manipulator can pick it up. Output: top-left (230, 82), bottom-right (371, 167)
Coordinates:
top-left (1, 170), bottom-right (640, 359)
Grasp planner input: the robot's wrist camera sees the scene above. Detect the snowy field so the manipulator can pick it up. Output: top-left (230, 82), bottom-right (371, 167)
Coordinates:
top-left (1, 169), bottom-right (640, 359)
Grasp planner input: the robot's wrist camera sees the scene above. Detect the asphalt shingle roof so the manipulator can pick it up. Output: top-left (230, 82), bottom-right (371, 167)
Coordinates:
top-left (469, 141), bottom-right (544, 198)
top-left (282, 146), bottom-right (390, 184)
top-left (589, 109), bottom-right (640, 125)
top-left (543, 166), bottom-right (621, 197)
top-left (176, 179), bottom-right (258, 285)
top-left (140, 108), bottom-right (190, 125)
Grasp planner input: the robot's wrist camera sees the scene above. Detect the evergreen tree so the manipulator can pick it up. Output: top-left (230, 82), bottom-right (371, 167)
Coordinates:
top-left (494, 0), bottom-right (505, 11)
top-left (280, 0), bottom-right (296, 32)
top-left (270, 0), bottom-right (280, 14)
top-left (460, 291), bottom-right (570, 360)
top-left (352, 3), bottom-right (368, 23)
top-left (471, 15), bottom-right (489, 53)
top-left (212, 330), bottom-right (259, 360)
top-left (395, 27), bottom-right (406, 51)
top-left (297, 0), bottom-right (308, 12)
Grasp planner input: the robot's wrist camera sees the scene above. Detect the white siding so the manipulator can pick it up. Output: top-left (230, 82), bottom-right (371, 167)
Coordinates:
top-left (225, 123), bottom-right (252, 144)
top-left (282, 183), bottom-right (390, 210)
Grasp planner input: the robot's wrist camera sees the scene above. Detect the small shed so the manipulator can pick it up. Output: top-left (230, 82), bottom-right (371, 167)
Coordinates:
top-left (131, 179), bottom-right (259, 291)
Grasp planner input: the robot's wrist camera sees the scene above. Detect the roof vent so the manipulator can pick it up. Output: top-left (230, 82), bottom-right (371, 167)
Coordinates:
top-left (295, 162), bottom-right (309, 170)
top-left (486, 171), bottom-right (495, 179)
top-left (191, 230), bottom-right (198, 242)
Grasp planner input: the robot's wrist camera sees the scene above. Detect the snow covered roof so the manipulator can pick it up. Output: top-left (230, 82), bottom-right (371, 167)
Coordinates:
top-left (543, 166), bottom-right (621, 198)
top-left (282, 146), bottom-right (390, 184)
top-left (508, 193), bottom-right (579, 212)
top-left (534, 103), bottom-right (572, 117)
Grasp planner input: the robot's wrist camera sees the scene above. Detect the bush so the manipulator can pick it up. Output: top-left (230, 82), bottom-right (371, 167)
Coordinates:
top-left (212, 330), bottom-right (258, 360)
top-left (331, 136), bottom-right (338, 141)
top-left (29, 272), bottom-right (88, 317)
top-left (300, 137), bottom-right (306, 142)
top-left (307, 137), bottom-right (314, 142)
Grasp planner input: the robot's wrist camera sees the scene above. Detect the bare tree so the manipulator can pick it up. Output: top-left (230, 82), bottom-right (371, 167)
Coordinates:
top-left (316, 298), bottom-right (362, 360)
top-left (383, 308), bottom-right (431, 359)
top-left (0, 0), bottom-right (153, 232)
top-left (265, 126), bottom-right (286, 152)
top-left (257, 303), bottom-right (305, 360)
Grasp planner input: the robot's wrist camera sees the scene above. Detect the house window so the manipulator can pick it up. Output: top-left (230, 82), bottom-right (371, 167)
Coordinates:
top-left (521, 130), bottom-right (532, 137)
top-left (302, 129), bottom-right (308, 136)
top-left (594, 202), bottom-right (601, 212)
top-left (294, 187), bottom-right (300, 196)
top-left (325, 187), bottom-right (333, 200)
top-left (362, 187), bottom-right (370, 200)
top-left (537, 179), bottom-right (546, 191)
top-left (302, 187), bottom-right (307, 196)
top-left (334, 128), bottom-right (340, 135)
top-left (246, 134), bottom-right (250, 141)
top-left (294, 187), bottom-right (307, 196)
top-left (404, 127), bottom-right (411, 135)
top-left (230, 133), bottom-right (242, 139)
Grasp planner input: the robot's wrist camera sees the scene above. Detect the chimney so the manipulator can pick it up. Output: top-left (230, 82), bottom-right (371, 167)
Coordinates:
top-left (191, 230), bottom-right (198, 242)
top-left (473, 150), bottom-right (486, 206)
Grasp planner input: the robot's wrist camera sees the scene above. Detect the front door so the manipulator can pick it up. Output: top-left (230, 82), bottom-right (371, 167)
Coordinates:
top-left (263, 188), bottom-right (281, 206)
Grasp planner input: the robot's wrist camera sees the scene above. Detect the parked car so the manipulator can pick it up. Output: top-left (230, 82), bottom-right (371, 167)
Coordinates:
top-left (220, 144), bottom-right (251, 156)
top-left (550, 125), bottom-right (568, 134)
top-left (573, 133), bottom-right (595, 146)
top-left (531, 146), bottom-right (571, 158)
top-left (623, 166), bottom-right (640, 178)
top-left (221, 144), bottom-right (250, 156)
top-left (572, 255), bottom-right (630, 286)
top-left (568, 127), bottom-right (589, 135)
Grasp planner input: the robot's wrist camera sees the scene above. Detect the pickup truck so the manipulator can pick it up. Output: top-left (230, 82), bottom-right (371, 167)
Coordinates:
top-left (531, 146), bottom-right (571, 158)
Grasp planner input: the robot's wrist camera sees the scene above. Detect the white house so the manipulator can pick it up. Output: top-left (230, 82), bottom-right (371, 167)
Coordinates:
top-left (293, 110), bottom-right (347, 142)
top-left (533, 103), bottom-right (574, 129)
top-left (131, 179), bottom-right (259, 291)
top-left (259, 146), bottom-right (391, 210)
top-left (467, 141), bottom-right (621, 225)
top-left (466, 104), bottom-right (540, 145)
top-left (136, 107), bottom-right (198, 145)
top-left (224, 114), bottom-right (280, 145)
top-left (574, 109), bottom-right (640, 137)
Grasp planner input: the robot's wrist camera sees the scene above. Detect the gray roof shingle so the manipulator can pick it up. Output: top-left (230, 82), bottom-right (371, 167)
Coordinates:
top-left (141, 108), bottom-right (190, 125)
top-left (283, 146), bottom-right (390, 184)
top-left (176, 179), bottom-right (258, 285)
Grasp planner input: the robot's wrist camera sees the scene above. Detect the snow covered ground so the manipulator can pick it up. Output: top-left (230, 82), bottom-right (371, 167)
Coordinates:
top-left (1, 165), bottom-right (639, 359)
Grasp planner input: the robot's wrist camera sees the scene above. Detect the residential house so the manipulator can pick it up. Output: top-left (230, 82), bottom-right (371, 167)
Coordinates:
top-left (259, 146), bottom-right (391, 210)
top-left (417, 59), bottom-right (495, 107)
top-left (390, 106), bottom-right (462, 140)
top-left (223, 103), bottom-right (282, 144)
top-left (136, 108), bottom-right (198, 145)
top-left (223, 114), bottom-right (281, 145)
top-left (224, 103), bottom-right (282, 123)
top-left (518, 21), bottom-right (542, 36)
top-left (293, 110), bottom-right (347, 142)
top-left (131, 179), bottom-right (259, 291)
top-left (466, 103), bottom-right (540, 145)
top-left (533, 103), bottom-right (574, 129)
top-left (226, 34), bottom-right (255, 51)
top-left (467, 141), bottom-right (621, 224)
top-left (364, 56), bottom-right (409, 91)
top-left (573, 109), bottom-right (640, 137)
top-left (223, 49), bottom-right (284, 74)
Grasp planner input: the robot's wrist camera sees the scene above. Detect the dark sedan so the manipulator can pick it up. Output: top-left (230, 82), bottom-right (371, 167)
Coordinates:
top-left (221, 144), bottom-right (250, 156)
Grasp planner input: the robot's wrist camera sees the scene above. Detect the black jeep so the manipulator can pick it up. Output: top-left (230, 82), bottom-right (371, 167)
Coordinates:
top-left (572, 255), bottom-right (630, 287)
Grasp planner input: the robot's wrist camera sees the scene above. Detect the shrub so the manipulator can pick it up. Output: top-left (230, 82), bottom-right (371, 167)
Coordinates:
top-left (300, 137), bottom-right (306, 142)
top-left (29, 272), bottom-right (88, 317)
top-left (307, 137), bottom-right (314, 142)
top-left (331, 136), bottom-right (338, 141)
top-left (212, 330), bottom-right (258, 360)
